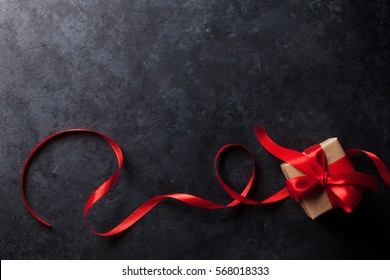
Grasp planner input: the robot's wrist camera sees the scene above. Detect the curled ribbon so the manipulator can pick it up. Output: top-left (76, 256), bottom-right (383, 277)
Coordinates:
top-left (22, 128), bottom-right (390, 236)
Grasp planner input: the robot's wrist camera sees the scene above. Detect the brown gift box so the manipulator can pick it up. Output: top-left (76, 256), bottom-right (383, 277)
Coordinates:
top-left (280, 137), bottom-right (354, 219)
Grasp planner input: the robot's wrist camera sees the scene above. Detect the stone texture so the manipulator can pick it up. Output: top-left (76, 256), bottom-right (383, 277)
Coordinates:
top-left (0, 0), bottom-right (389, 259)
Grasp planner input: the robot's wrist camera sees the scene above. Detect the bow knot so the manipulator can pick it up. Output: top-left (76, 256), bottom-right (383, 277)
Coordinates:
top-left (320, 172), bottom-right (328, 186)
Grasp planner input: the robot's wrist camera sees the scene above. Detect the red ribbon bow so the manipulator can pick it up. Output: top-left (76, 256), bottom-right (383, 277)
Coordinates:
top-left (271, 138), bottom-right (378, 212)
top-left (21, 127), bottom-right (390, 236)
top-left (254, 127), bottom-right (390, 212)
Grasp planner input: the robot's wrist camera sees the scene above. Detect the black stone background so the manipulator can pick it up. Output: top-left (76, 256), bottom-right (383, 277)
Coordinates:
top-left (1, 0), bottom-right (389, 259)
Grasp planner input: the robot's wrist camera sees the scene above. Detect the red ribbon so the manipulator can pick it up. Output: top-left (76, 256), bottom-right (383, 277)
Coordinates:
top-left (21, 128), bottom-right (390, 236)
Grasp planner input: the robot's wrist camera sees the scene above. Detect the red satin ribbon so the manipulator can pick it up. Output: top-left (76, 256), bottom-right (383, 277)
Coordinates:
top-left (22, 128), bottom-right (390, 236)
top-left (21, 129), bottom-right (288, 236)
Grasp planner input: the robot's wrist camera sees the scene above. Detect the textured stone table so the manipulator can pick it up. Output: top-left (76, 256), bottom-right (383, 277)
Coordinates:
top-left (1, 0), bottom-right (389, 259)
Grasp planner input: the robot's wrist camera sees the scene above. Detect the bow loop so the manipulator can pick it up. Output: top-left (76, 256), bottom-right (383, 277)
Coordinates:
top-left (285, 176), bottom-right (322, 202)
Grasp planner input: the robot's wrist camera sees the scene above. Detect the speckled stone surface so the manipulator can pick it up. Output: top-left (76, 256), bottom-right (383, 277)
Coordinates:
top-left (1, 0), bottom-right (389, 259)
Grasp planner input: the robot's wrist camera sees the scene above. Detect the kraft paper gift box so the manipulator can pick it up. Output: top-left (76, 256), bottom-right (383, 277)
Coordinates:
top-left (280, 137), bottom-right (356, 219)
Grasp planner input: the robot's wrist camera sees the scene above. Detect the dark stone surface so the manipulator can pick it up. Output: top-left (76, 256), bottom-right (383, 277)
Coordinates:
top-left (1, 0), bottom-right (389, 259)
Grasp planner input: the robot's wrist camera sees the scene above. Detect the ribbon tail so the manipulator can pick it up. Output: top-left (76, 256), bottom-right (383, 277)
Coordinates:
top-left (21, 129), bottom-right (124, 229)
top-left (254, 127), bottom-right (326, 179)
top-left (346, 149), bottom-right (390, 187)
top-left (329, 171), bottom-right (378, 192)
top-left (259, 187), bottom-right (290, 204)
top-left (326, 185), bottom-right (361, 213)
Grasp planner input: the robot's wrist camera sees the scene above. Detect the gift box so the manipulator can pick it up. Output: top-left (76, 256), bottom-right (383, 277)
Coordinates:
top-left (280, 137), bottom-right (356, 219)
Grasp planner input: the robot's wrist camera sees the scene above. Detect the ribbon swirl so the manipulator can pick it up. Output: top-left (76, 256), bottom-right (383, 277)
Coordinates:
top-left (21, 127), bottom-right (390, 236)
